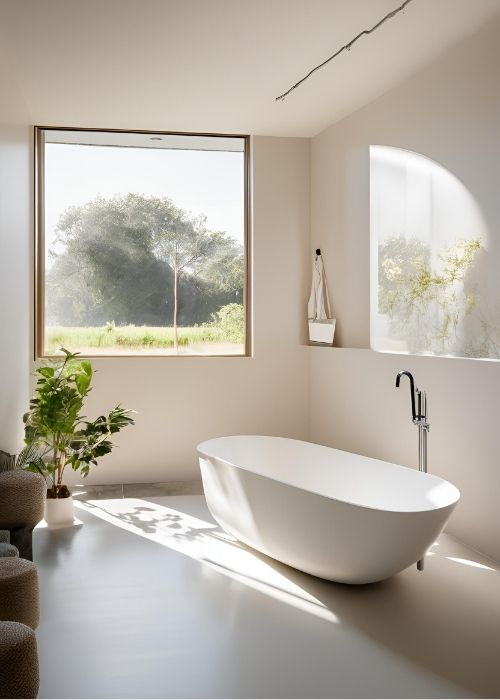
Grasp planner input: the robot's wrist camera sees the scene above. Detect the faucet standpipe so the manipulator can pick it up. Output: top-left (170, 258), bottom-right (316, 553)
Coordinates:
top-left (395, 371), bottom-right (430, 572)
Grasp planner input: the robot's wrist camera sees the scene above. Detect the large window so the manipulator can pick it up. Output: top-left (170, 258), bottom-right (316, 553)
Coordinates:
top-left (35, 128), bottom-right (250, 357)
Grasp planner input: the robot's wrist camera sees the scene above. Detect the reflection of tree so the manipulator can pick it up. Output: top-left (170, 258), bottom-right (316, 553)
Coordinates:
top-left (378, 235), bottom-right (482, 355)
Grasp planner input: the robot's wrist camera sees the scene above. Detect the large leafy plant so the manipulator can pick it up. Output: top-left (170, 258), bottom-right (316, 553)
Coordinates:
top-left (17, 349), bottom-right (134, 497)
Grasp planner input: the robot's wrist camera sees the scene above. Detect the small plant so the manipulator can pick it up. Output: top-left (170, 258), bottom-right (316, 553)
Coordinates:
top-left (17, 348), bottom-right (134, 497)
top-left (141, 332), bottom-right (155, 347)
top-left (207, 303), bottom-right (245, 343)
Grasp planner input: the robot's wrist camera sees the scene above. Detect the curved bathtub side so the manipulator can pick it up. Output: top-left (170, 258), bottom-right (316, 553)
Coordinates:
top-left (198, 435), bottom-right (460, 514)
top-left (199, 453), bottom-right (457, 584)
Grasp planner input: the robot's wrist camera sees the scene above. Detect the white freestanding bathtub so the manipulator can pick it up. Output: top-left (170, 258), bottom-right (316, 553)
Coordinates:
top-left (197, 436), bottom-right (460, 584)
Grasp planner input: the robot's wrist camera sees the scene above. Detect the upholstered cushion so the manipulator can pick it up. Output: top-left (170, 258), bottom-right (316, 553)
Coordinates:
top-left (0, 449), bottom-right (15, 473)
top-left (0, 543), bottom-right (19, 557)
top-left (0, 621), bottom-right (39, 698)
top-left (0, 471), bottom-right (46, 529)
top-left (0, 558), bottom-right (40, 629)
top-left (0, 530), bottom-right (10, 544)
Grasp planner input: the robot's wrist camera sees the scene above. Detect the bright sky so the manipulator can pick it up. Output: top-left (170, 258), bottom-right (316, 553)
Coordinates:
top-left (44, 143), bottom-right (245, 266)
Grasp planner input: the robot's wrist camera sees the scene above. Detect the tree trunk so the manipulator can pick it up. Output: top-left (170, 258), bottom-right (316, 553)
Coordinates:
top-left (174, 266), bottom-right (179, 353)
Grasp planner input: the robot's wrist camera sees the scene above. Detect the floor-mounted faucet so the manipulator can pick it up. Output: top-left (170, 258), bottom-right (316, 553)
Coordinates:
top-left (395, 370), bottom-right (430, 572)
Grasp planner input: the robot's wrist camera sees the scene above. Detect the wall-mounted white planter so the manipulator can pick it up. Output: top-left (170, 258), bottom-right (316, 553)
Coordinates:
top-left (308, 319), bottom-right (336, 345)
top-left (44, 495), bottom-right (75, 528)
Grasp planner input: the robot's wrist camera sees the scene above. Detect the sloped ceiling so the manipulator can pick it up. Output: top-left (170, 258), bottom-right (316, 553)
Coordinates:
top-left (1, 0), bottom-right (499, 136)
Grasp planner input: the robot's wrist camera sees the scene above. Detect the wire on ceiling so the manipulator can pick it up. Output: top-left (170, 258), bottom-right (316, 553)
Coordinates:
top-left (275, 0), bottom-right (415, 102)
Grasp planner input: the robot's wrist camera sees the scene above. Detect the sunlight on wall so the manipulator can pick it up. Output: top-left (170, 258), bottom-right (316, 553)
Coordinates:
top-left (370, 146), bottom-right (499, 359)
top-left (74, 499), bottom-right (339, 624)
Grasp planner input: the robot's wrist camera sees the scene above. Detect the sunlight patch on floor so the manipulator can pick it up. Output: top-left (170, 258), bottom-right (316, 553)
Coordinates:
top-left (446, 556), bottom-right (495, 571)
top-left (74, 498), bottom-right (339, 624)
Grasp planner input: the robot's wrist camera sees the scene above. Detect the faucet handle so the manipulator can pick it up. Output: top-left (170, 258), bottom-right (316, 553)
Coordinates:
top-left (415, 387), bottom-right (428, 421)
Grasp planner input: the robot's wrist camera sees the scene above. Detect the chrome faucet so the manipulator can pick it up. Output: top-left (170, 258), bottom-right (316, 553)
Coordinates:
top-left (395, 370), bottom-right (430, 572)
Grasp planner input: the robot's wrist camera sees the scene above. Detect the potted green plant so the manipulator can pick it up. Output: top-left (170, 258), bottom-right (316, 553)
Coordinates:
top-left (17, 348), bottom-right (134, 527)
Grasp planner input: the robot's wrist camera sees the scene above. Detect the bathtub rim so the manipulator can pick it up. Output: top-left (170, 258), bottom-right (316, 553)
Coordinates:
top-left (197, 435), bottom-right (461, 516)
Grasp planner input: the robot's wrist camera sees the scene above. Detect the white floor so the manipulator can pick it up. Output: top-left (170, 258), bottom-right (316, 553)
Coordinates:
top-left (34, 495), bottom-right (500, 698)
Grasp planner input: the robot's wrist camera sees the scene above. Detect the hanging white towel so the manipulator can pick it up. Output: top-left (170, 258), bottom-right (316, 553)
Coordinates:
top-left (308, 254), bottom-right (332, 320)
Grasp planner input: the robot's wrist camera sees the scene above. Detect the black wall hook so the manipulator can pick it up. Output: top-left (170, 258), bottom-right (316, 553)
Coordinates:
top-left (316, 248), bottom-right (321, 256)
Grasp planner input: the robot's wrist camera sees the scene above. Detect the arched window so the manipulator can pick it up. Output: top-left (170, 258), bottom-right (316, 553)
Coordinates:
top-left (370, 146), bottom-right (496, 359)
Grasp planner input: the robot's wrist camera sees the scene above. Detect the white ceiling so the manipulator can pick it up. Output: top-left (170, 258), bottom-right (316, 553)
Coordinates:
top-left (1, 0), bottom-right (499, 136)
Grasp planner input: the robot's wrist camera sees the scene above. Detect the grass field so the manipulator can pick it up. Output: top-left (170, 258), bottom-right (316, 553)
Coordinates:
top-left (45, 324), bottom-right (243, 355)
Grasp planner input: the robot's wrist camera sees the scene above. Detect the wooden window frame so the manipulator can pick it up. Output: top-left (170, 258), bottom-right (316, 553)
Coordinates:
top-left (34, 126), bottom-right (251, 359)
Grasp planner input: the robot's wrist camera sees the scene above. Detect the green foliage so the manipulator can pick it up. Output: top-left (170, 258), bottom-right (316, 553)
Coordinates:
top-left (47, 194), bottom-right (174, 326)
top-left (378, 235), bottom-right (482, 354)
top-left (152, 215), bottom-right (232, 349)
top-left (206, 303), bottom-right (245, 344)
top-left (17, 349), bottom-right (134, 495)
top-left (378, 236), bottom-right (431, 317)
top-left (153, 215), bottom-right (223, 278)
top-left (44, 316), bottom-right (247, 354)
top-left (45, 325), bottom-right (226, 354)
top-left (46, 194), bottom-right (244, 329)
top-left (198, 238), bottom-right (244, 294)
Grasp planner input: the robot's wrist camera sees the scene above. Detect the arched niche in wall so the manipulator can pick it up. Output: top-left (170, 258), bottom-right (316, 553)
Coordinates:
top-left (370, 145), bottom-right (498, 359)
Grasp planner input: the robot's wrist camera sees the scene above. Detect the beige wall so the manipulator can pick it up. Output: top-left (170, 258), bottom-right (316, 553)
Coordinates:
top-left (0, 125), bottom-right (311, 482)
top-left (0, 57), bottom-right (32, 454)
top-left (310, 19), bottom-right (500, 562)
top-left (78, 136), bottom-right (311, 484)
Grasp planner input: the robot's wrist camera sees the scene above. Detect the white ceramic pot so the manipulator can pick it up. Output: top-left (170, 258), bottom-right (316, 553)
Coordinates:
top-left (45, 495), bottom-right (75, 528)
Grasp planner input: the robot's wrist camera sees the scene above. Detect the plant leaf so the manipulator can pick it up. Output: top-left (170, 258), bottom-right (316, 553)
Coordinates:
top-left (81, 360), bottom-right (92, 377)
top-left (76, 372), bottom-right (91, 396)
top-left (37, 366), bottom-right (55, 378)
top-left (16, 444), bottom-right (41, 469)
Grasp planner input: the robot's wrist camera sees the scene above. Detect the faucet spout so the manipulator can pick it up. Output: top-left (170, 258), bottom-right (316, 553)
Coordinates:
top-left (395, 370), bottom-right (417, 421)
